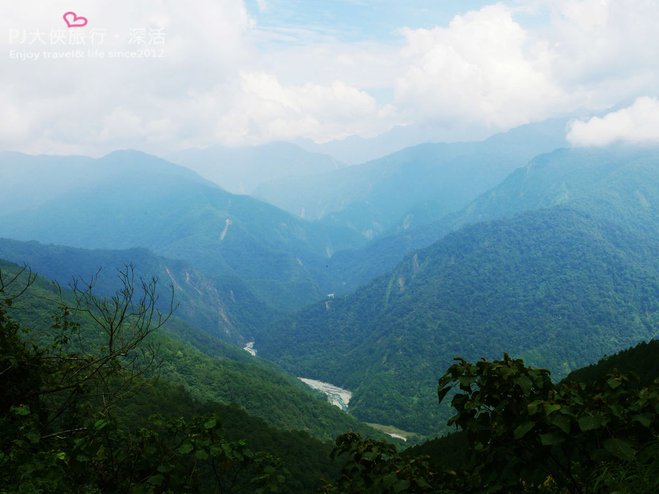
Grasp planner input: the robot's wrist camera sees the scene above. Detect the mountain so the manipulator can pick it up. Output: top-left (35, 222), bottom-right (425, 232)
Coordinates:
top-left (324, 144), bottom-right (659, 293)
top-left (0, 238), bottom-right (276, 344)
top-left (0, 150), bottom-right (365, 309)
top-left (254, 147), bottom-right (659, 435)
top-left (445, 144), bottom-right (659, 233)
top-left (255, 119), bottom-right (568, 230)
top-left (566, 339), bottom-right (659, 386)
top-left (0, 258), bottom-right (383, 443)
top-left (167, 142), bottom-right (344, 197)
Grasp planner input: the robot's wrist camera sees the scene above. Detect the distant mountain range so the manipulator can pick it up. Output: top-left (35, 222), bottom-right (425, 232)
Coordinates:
top-left (325, 144), bottom-right (659, 292)
top-left (255, 119), bottom-right (568, 229)
top-left (167, 142), bottom-right (344, 197)
top-left (0, 150), bottom-right (364, 310)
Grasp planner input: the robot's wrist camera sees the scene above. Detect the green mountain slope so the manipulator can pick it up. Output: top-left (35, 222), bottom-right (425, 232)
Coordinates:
top-left (566, 339), bottom-right (659, 386)
top-left (256, 207), bottom-right (659, 435)
top-left (0, 238), bottom-right (275, 345)
top-left (0, 259), bottom-right (382, 442)
top-left (326, 145), bottom-right (659, 293)
top-left (0, 150), bottom-right (365, 309)
top-left (449, 145), bottom-right (659, 232)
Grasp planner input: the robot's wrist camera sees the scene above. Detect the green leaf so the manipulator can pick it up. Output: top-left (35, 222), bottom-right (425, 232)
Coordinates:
top-left (578, 415), bottom-right (603, 432)
top-left (513, 421), bottom-right (534, 439)
top-left (437, 386), bottom-right (451, 404)
top-left (147, 474), bottom-right (164, 486)
top-left (458, 375), bottom-right (475, 388)
top-left (549, 414), bottom-right (571, 434)
top-left (12, 404), bottom-right (30, 416)
top-left (195, 449), bottom-right (209, 461)
top-left (94, 419), bottom-right (109, 430)
top-left (515, 375), bottom-right (533, 394)
top-left (632, 414), bottom-right (652, 428)
top-left (178, 442), bottom-right (194, 455)
top-left (604, 438), bottom-right (635, 461)
top-left (607, 377), bottom-right (622, 389)
top-left (539, 432), bottom-right (565, 446)
top-left (204, 417), bottom-right (218, 430)
top-left (26, 431), bottom-right (41, 444)
top-left (527, 400), bottom-right (543, 415)
top-left (394, 479), bottom-right (411, 493)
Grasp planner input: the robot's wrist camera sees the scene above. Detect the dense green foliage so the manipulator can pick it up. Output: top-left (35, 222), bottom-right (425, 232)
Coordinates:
top-left (0, 237), bottom-right (277, 345)
top-left (566, 340), bottom-right (659, 387)
top-left (326, 145), bottom-right (659, 295)
top-left (3, 263), bottom-right (658, 492)
top-left (2, 136), bottom-right (658, 492)
top-left (324, 350), bottom-right (659, 493)
top-left (258, 207), bottom-right (659, 434)
top-left (0, 264), bottom-right (346, 493)
top-left (0, 260), bottom-right (382, 443)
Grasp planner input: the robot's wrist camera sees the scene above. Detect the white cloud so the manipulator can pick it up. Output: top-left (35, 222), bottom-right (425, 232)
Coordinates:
top-left (393, 4), bottom-right (569, 132)
top-left (0, 0), bottom-right (253, 155)
top-left (567, 97), bottom-right (659, 147)
top-left (215, 72), bottom-right (393, 144)
top-left (1, 1), bottom-right (659, 154)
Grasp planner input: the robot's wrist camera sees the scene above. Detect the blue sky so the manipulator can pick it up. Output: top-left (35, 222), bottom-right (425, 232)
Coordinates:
top-left (1, 1), bottom-right (658, 156)
top-left (245, 0), bottom-right (499, 43)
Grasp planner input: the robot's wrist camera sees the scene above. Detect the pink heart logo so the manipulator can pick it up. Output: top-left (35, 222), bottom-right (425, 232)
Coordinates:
top-left (63, 11), bottom-right (88, 28)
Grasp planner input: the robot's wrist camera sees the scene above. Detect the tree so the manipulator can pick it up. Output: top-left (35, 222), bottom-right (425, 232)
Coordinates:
top-left (0, 263), bottom-right (285, 493)
top-left (437, 354), bottom-right (659, 493)
top-left (323, 353), bottom-right (659, 493)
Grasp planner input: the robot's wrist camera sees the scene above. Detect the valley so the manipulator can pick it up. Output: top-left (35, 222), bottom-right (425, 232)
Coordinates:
top-left (1, 120), bottom-right (657, 493)
top-left (3, 1), bottom-right (659, 490)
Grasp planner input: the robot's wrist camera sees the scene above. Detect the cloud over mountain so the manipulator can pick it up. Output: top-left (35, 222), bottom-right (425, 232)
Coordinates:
top-left (567, 97), bottom-right (659, 147)
top-left (1, 1), bottom-right (658, 154)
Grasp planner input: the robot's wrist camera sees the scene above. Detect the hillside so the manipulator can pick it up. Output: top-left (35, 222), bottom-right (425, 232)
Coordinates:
top-left (0, 238), bottom-right (275, 345)
top-left (0, 150), bottom-right (365, 309)
top-left (256, 207), bottom-right (659, 434)
top-left (0, 259), bottom-right (383, 442)
top-left (325, 145), bottom-right (659, 293)
top-left (566, 339), bottom-right (659, 386)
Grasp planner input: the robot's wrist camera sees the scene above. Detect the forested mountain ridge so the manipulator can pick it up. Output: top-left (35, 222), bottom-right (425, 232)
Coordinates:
top-left (449, 145), bottom-right (659, 232)
top-left (0, 238), bottom-right (276, 345)
top-left (0, 259), bottom-right (382, 442)
top-left (324, 144), bottom-right (659, 294)
top-left (255, 118), bottom-right (568, 232)
top-left (1, 143), bottom-right (657, 438)
top-left (4, 256), bottom-right (656, 493)
top-left (257, 204), bottom-right (659, 434)
top-left (0, 150), bottom-right (366, 309)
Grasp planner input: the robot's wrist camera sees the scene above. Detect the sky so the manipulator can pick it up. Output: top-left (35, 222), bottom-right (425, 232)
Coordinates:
top-left (1, 0), bottom-right (659, 157)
